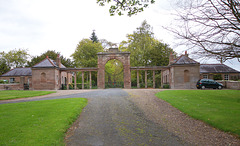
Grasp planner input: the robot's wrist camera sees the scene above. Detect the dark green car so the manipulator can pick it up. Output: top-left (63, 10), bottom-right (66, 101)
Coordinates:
top-left (196, 79), bottom-right (223, 89)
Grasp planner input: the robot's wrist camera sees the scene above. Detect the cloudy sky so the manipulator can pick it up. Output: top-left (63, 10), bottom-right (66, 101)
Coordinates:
top-left (0, 0), bottom-right (239, 70)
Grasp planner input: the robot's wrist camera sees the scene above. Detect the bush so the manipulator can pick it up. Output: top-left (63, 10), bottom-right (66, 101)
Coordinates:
top-left (0, 80), bottom-right (8, 84)
top-left (163, 84), bottom-right (170, 89)
top-left (213, 74), bottom-right (222, 80)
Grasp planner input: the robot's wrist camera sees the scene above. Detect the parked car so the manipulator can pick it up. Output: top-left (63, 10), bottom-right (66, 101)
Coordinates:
top-left (196, 79), bottom-right (223, 89)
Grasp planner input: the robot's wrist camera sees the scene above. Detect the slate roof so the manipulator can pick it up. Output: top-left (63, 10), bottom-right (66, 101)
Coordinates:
top-left (172, 55), bottom-right (199, 65)
top-left (1, 68), bottom-right (32, 77)
top-left (32, 58), bottom-right (66, 68)
top-left (200, 64), bottom-right (240, 73)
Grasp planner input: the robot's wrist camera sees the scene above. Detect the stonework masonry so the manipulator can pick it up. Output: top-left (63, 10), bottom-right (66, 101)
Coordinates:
top-left (97, 49), bottom-right (131, 89)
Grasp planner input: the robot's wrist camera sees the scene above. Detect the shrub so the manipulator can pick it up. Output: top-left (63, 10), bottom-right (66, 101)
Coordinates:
top-left (163, 84), bottom-right (170, 89)
top-left (213, 74), bottom-right (222, 80)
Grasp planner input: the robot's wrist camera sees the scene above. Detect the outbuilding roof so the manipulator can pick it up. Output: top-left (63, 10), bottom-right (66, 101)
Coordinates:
top-left (172, 55), bottom-right (199, 65)
top-left (200, 64), bottom-right (240, 73)
top-left (32, 57), bottom-right (66, 68)
top-left (1, 68), bottom-right (32, 77)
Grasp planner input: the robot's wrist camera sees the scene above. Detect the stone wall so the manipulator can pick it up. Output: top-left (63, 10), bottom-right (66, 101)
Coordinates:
top-left (0, 83), bottom-right (21, 90)
top-left (32, 68), bottom-right (58, 90)
top-left (97, 51), bottom-right (131, 89)
top-left (217, 81), bottom-right (240, 90)
top-left (171, 65), bottom-right (200, 89)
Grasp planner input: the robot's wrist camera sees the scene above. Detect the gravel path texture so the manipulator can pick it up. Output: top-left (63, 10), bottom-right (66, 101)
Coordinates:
top-left (1, 89), bottom-right (239, 145)
top-left (124, 89), bottom-right (240, 146)
top-left (65, 89), bottom-right (188, 146)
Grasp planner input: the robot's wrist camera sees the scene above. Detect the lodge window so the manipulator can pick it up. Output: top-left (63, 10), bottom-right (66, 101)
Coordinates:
top-left (41, 72), bottom-right (46, 83)
top-left (10, 78), bottom-right (15, 83)
top-left (224, 74), bottom-right (229, 80)
top-left (203, 75), bottom-right (208, 79)
top-left (184, 70), bottom-right (190, 82)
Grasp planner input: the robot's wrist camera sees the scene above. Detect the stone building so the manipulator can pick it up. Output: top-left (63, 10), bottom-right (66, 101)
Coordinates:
top-left (0, 49), bottom-right (239, 90)
top-left (200, 64), bottom-right (240, 80)
top-left (162, 51), bottom-right (200, 89)
top-left (0, 55), bottom-right (72, 90)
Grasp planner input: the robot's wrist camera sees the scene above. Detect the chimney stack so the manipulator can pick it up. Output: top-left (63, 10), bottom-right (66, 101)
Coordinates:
top-left (185, 51), bottom-right (188, 57)
top-left (169, 52), bottom-right (175, 65)
top-left (56, 54), bottom-right (61, 68)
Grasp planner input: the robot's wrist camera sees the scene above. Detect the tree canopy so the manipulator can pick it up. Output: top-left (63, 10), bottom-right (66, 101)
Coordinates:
top-left (97, 0), bottom-right (155, 16)
top-left (90, 30), bottom-right (99, 43)
top-left (26, 50), bottom-right (74, 68)
top-left (121, 20), bottom-right (173, 67)
top-left (71, 39), bottom-right (103, 67)
top-left (0, 59), bottom-right (10, 76)
top-left (0, 49), bottom-right (29, 69)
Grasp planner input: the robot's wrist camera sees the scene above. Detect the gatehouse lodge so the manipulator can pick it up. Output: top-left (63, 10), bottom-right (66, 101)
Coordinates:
top-left (0, 48), bottom-right (239, 90)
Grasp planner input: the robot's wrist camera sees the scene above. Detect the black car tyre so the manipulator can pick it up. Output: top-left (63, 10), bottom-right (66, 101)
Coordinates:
top-left (201, 86), bottom-right (205, 89)
top-left (218, 86), bottom-right (222, 90)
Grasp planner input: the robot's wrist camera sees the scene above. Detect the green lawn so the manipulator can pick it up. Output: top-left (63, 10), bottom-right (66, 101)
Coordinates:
top-left (0, 90), bottom-right (56, 100)
top-left (156, 90), bottom-right (240, 137)
top-left (0, 98), bottom-right (88, 145)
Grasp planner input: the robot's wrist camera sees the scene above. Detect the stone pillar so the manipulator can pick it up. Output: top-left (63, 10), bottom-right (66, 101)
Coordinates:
top-left (145, 70), bottom-right (147, 88)
top-left (82, 72), bottom-right (84, 89)
top-left (161, 70), bottom-right (163, 88)
top-left (67, 72), bottom-right (69, 90)
top-left (123, 56), bottom-right (131, 89)
top-left (74, 72), bottom-right (77, 90)
top-left (153, 70), bottom-right (155, 88)
top-left (89, 71), bottom-right (92, 89)
top-left (137, 70), bottom-right (140, 88)
top-left (97, 55), bottom-right (105, 89)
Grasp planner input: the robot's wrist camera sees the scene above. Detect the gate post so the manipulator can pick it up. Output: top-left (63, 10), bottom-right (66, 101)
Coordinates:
top-left (153, 70), bottom-right (155, 88)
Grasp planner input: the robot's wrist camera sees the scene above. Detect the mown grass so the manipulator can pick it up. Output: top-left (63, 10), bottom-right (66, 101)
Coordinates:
top-left (0, 98), bottom-right (88, 145)
top-left (156, 90), bottom-right (240, 137)
top-left (0, 90), bottom-right (56, 100)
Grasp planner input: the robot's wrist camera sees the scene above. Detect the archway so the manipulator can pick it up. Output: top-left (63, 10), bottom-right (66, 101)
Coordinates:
top-left (105, 59), bottom-right (124, 88)
top-left (97, 48), bottom-right (131, 89)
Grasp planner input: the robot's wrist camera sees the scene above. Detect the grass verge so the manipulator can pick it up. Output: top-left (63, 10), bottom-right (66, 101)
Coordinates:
top-left (0, 98), bottom-right (87, 145)
top-left (0, 90), bottom-right (56, 100)
top-left (156, 90), bottom-right (240, 137)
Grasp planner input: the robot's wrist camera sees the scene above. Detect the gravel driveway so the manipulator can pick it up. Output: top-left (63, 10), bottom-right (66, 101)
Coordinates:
top-left (1, 89), bottom-right (239, 145)
top-left (65, 89), bottom-right (188, 146)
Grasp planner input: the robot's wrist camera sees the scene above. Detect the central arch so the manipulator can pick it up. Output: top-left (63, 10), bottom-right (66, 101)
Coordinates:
top-left (105, 59), bottom-right (124, 88)
top-left (97, 48), bottom-right (131, 89)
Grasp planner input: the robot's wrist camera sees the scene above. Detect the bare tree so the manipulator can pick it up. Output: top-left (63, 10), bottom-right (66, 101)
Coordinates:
top-left (168, 0), bottom-right (240, 62)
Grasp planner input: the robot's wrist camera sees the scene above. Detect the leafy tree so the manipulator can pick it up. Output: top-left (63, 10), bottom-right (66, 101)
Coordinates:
top-left (105, 59), bottom-right (123, 83)
top-left (0, 59), bottom-right (10, 76)
top-left (168, 0), bottom-right (240, 62)
top-left (122, 20), bottom-right (173, 67)
top-left (97, 0), bottom-right (155, 16)
top-left (121, 20), bottom-right (174, 87)
top-left (26, 50), bottom-right (74, 68)
top-left (90, 30), bottom-right (99, 43)
top-left (0, 49), bottom-right (29, 69)
top-left (71, 39), bottom-right (103, 84)
top-left (71, 39), bottom-right (103, 67)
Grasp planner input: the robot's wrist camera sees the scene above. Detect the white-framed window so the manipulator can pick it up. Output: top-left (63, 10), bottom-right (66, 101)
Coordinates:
top-left (224, 74), bottom-right (229, 80)
top-left (10, 78), bottom-right (15, 83)
top-left (203, 74), bottom-right (208, 79)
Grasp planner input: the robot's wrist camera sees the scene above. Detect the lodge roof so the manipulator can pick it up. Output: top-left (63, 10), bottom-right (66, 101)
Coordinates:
top-left (200, 64), bottom-right (240, 73)
top-left (172, 55), bottom-right (199, 65)
top-left (32, 57), bottom-right (66, 68)
top-left (1, 68), bottom-right (32, 77)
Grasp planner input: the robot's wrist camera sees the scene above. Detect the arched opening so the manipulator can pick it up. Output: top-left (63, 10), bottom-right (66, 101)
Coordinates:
top-left (41, 72), bottom-right (46, 83)
top-left (184, 70), bottom-right (190, 82)
top-left (105, 59), bottom-right (124, 88)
